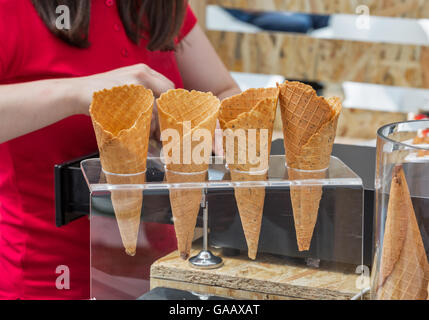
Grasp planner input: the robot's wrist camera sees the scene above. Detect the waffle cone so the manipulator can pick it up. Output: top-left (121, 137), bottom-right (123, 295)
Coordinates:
top-left (219, 88), bottom-right (278, 259)
top-left (288, 168), bottom-right (326, 251)
top-left (219, 88), bottom-right (279, 172)
top-left (166, 170), bottom-right (207, 260)
top-left (157, 89), bottom-right (220, 173)
top-left (278, 81), bottom-right (342, 251)
top-left (90, 85), bottom-right (154, 256)
top-left (278, 81), bottom-right (342, 171)
top-left (106, 174), bottom-right (145, 256)
top-left (157, 89), bottom-right (220, 259)
top-left (376, 166), bottom-right (429, 300)
top-left (230, 170), bottom-right (267, 260)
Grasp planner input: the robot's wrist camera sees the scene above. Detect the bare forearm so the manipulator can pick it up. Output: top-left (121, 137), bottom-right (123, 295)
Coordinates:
top-left (217, 86), bottom-right (241, 101)
top-left (176, 25), bottom-right (242, 102)
top-left (0, 64), bottom-right (175, 144)
top-left (0, 78), bottom-right (81, 144)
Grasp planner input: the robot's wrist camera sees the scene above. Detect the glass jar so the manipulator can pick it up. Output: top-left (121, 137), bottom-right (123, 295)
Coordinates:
top-left (372, 120), bottom-right (429, 300)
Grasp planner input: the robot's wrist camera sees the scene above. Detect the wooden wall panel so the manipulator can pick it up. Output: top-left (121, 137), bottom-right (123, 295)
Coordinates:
top-left (189, 0), bottom-right (207, 29)
top-left (207, 30), bottom-right (429, 89)
top-left (207, 0), bottom-right (429, 19)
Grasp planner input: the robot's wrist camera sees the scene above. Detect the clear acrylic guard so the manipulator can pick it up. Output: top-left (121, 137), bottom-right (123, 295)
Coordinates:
top-left (81, 155), bottom-right (364, 300)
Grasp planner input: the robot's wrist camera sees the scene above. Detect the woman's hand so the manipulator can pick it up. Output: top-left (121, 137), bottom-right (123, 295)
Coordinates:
top-left (73, 64), bottom-right (174, 114)
top-left (74, 64), bottom-right (174, 139)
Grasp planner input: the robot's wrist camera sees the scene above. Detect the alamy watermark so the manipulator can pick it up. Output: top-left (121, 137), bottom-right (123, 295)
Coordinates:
top-left (160, 122), bottom-right (270, 172)
top-left (56, 5), bottom-right (71, 30)
top-left (355, 265), bottom-right (371, 290)
top-left (55, 265), bottom-right (70, 290)
top-left (356, 5), bottom-right (371, 30)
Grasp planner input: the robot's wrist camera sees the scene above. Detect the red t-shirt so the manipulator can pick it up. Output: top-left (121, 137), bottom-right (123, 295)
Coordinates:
top-left (0, 0), bottom-right (197, 300)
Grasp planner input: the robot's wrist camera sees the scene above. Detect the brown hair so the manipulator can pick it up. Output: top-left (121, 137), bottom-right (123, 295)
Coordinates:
top-left (31, 0), bottom-right (187, 51)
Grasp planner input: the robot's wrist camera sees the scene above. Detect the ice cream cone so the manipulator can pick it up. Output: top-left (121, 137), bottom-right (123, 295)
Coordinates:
top-left (90, 85), bottom-right (154, 256)
top-left (230, 170), bottom-right (267, 260)
top-left (287, 168), bottom-right (326, 251)
top-left (219, 88), bottom-right (279, 259)
top-left (278, 81), bottom-right (342, 171)
top-left (165, 170), bottom-right (207, 259)
top-left (376, 166), bottom-right (429, 300)
top-left (278, 81), bottom-right (342, 251)
top-left (106, 173), bottom-right (146, 256)
top-left (157, 89), bottom-right (220, 259)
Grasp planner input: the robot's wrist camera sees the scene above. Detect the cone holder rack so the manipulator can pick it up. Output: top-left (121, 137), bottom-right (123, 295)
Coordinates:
top-left (81, 155), bottom-right (365, 298)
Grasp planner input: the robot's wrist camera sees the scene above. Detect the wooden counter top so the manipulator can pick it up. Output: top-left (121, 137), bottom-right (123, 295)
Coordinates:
top-left (150, 246), bottom-right (367, 300)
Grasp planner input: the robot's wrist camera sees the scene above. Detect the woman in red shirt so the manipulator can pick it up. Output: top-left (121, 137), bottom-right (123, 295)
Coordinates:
top-left (0, 0), bottom-right (240, 300)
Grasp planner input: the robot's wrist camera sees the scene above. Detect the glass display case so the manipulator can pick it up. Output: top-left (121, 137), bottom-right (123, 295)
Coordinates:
top-left (372, 120), bottom-right (429, 300)
top-left (81, 155), bottom-right (364, 300)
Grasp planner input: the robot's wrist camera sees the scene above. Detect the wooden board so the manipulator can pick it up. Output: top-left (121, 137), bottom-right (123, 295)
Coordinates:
top-left (207, 30), bottom-right (429, 89)
top-left (337, 108), bottom-right (407, 139)
top-left (207, 0), bottom-right (429, 19)
top-left (150, 246), bottom-right (365, 300)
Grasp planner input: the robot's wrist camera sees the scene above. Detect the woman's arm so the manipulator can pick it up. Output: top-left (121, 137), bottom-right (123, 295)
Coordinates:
top-left (175, 26), bottom-right (241, 155)
top-left (0, 79), bottom-right (80, 144)
top-left (0, 64), bottom-right (174, 144)
top-left (175, 25), bottom-right (241, 101)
